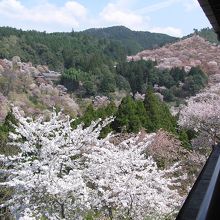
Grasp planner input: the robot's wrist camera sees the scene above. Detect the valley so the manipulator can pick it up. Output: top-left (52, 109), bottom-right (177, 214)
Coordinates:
top-left (0, 26), bottom-right (219, 220)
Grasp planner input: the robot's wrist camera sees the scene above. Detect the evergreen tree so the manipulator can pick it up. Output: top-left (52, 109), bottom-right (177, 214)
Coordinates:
top-left (183, 67), bottom-right (208, 95)
top-left (144, 87), bottom-right (176, 133)
top-left (178, 129), bottom-right (191, 149)
top-left (135, 100), bottom-right (150, 129)
top-left (170, 67), bottom-right (186, 83)
top-left (72, 102), bottom-right (117, 137)
top-left (0, 110), bottom-right (18, 155)
top-left (113, 96), bottom-right (142, 133)
top-left (79, 104), bottom-right (96, 127)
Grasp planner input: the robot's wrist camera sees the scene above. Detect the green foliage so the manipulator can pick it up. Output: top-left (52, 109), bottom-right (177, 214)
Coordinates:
top-left (0, 27), bottom-right (125, 72)
top-left (144, 88), bottom-right (176, 133)
top-left (197, 27), bottom-right (218, 44)
top-left (83, 26), bottom-right (178, 55)
top-left (170, 67), bottom-right (186, 83)
top-left (61, 64), bottom-right (119, 96)
top-left (116, 60), bottom-right (208, 103)
top-left (158, 70), bottom-right (175, 89)
top-left (182, 67), bottom-right (208, 96)
top-left (76, 104), bottom-right (96, 127)
top-left (74, 88), bottom-right (178, 135)
top-left (72, 102), bottom-right (117, 137)
top-left (0, 111), bottom-right (18, 155)
top-left (74, 97), bottom-right (150, 134)
top-left (115, 74), bottom-right (131, 91)
top-left (178, 129), bottom-right (191, 149)
top-left (116, 60), bottom-right (152, 94)
top-left (185, 27), bottom-right (219, 44)
top-left (112, 96), bottom-right (144, 133)
top-left (61, 68), bottom-right (89, 93)
top-left (0, 26), bottom-right (176, 96)
top-left (0, 75), bottom-right (11, 96)
top-left (2, 111), bottom-right (17, 131)
top-left (99, 73), bottom-right (116, 94)
top-left (162, 89), bottom-right (176, 102)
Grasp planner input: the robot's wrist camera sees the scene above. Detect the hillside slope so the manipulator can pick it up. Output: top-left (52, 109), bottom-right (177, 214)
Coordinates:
top-left (128, 35), bottom-right (220, 76)
top-left (82, 26), bottom-right (178, 54)
top-left (0, 56), bottom-right (79, 122)
top-left (0, 26), bottom-right (178, 72)
top-left (185, 27), bottom-right (219, 44)
top-left (0, 26), bottom-right (127, 71)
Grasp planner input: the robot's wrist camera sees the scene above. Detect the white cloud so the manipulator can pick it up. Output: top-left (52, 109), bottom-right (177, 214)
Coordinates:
top-left (0, 0), bottom-right (23, 16)
top-left (99, 1), bottom-right (150, 30)
top-left (64, 1), bottom-right (87, 18)
top-left (150, 26), bottom-right (183, 37)
top-left (0, 0), bottom-right (87, 31)
top-left (97, 0), bottom-right (185, 35)
top-left (0, 0), bottom-right (202, 35)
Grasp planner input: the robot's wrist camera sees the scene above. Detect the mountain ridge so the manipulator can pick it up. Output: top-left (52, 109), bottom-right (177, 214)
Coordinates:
top-left (82, 25), bottom-right (178, 54)
top-left (0, 25), bottom-right (178, 71)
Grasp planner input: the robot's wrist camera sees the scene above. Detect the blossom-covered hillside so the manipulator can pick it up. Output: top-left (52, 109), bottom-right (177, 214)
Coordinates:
top-left (128, 35), bottom-right (220, 76)
top-left (0, 56), bottom-right (79, 122)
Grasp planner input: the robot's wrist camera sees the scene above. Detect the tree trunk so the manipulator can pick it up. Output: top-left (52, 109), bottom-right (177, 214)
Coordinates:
top-left (60, 203), bottom-right (65, 219)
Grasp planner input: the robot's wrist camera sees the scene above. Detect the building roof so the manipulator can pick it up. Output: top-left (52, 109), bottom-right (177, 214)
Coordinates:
top-left (198, 0), bottom-right (220, 39)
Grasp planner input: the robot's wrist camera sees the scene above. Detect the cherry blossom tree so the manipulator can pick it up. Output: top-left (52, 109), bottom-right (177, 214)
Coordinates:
top-left (0, 107), bottom-right (183, 219)
top-left (178, 83), bottom-right (220, 146)
top-left (84, 136), bottom-right (182, 219)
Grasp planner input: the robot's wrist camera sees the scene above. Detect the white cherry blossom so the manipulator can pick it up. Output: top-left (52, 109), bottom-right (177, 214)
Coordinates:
top-left (0, 108), bottom-right (183, 219)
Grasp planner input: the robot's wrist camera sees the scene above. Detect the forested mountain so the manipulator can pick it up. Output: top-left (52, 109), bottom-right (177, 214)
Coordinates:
top-left (82, 26), bottom-right (178, 54)
top-left (0, 26), bottom-right (208, 98)
top-left (0, 26), bottom-right (182, 97)
top-left (0, 26), bottom-right (127, 72)
top-left (0, 26), bottom-right (177, 72)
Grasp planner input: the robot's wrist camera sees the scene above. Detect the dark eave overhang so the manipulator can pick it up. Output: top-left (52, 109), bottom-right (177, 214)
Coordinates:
top-left (197, 0), bottom-right (220, 39)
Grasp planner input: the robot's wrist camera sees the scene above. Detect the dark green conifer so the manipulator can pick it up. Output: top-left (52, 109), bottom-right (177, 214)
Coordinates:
top-left (144, 87), bottom-right (176, 133)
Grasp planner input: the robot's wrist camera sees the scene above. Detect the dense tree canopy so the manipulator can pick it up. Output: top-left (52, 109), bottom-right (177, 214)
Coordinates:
top-left (116, 60), bottom-right (208, 101)
top-left (77, 90), bottom-right (177, 135)
top-left (185, 27), bottom-right (219, 44)
top-left (144, 88), bottom-right (176, 132)
top-left (82, 26), bottom-right (178, 55)
top-left (0, 27), bottom-right (208, 98)
top-left (0, 27), bottom-right (125, 72)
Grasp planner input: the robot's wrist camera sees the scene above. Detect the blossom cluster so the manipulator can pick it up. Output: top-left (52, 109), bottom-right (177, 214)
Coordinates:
top-left (178, 83), bottom-right (220, 146)
top-left (0, 108), bottom-right (183, 219)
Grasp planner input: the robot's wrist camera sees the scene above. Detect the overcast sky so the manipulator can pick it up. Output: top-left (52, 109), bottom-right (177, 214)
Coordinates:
top-left (0, 0), bottom-right (211, 37)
